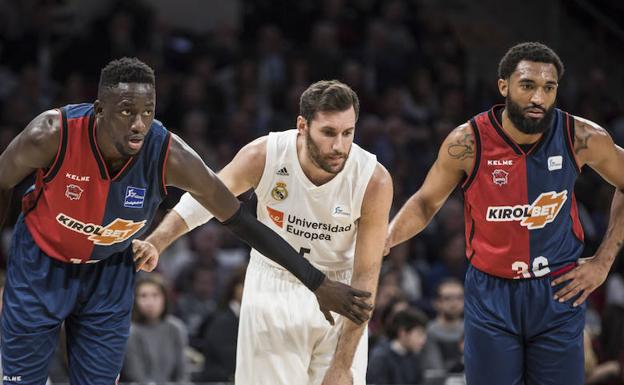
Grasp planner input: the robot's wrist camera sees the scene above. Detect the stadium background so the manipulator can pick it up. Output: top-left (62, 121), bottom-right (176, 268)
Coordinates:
top-left (1, 0), bottom-right (624, 384)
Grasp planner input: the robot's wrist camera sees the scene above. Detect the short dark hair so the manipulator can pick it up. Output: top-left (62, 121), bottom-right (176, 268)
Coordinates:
top-left (498, 42), bottom-right (564, 80)
top-left (133, 274), bottom-right (170, 323)
top-left (386, 308), bottom-right (428, 340)
top-left (98, 57), bottom-right (155, 92)
top-left (299, 80), bottom-right (360, 124)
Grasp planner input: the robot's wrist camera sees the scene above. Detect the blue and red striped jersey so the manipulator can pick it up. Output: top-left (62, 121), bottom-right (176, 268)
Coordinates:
top-left (462, 105), bottom-right (584, 279)
top-left (22, 103), bottom-right (171, 263)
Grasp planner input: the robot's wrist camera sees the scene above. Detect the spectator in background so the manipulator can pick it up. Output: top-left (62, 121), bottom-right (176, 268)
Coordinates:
top-left (423, 232), bottom-right (467, 298)
top-left (122, 274), bottom-right (189, 382)
top-left (584, 327), bottom-right (621, 385)
top-left (174, 264), bottom-right (218, 340)
top-left (367, 307), bottom-right (429, 384)
top-left (428, 278), bottom-right (464, 370)
top-left (382, 241), bottom-right (423, 303)
top-left (195, 264), bottom-right (246, 382)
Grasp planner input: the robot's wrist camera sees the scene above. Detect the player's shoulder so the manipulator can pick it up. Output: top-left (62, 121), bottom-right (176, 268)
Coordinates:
top-left (435, 122), bottom-right (476, 175)
top-left (570, 115), bottom-right (614, 165)
top-left (360, 162), bottom-right (393, 215)
top-left (441, 122), bottom-right (476, 161)
top-left (26, 109), bottom-right (62, 146)
top-left (370, 162), bottom-right (391, 184)
top-left (572, 115), bottom-right (609, 138)
top-left (366, 162), bottom-right (393, 197)
top-left (62, 103), bottom-right (93, 119)
top-left (238, 135), bottom-right (268, 163)
top-left (446, 122), bottom-right (474, 144)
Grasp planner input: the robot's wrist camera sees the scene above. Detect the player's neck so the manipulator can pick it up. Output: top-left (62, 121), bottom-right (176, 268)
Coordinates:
top-left (501, 108), bottom-right (543, 145)
top-left (296, 135), bottom-right (338, 186)
top-left (95, 118), bottom-right (131, 173)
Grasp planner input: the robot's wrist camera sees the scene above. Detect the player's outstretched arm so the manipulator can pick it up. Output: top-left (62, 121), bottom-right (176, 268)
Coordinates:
top-left (160, 134), bottom-right (373, 325)
top-left (0, 110), bottom-right (60, 227)
top-left (321, 163), bottom-right (393, 385)
top-left (385, 123), bottom-right (471, 253)
top-left (552, 117), bottom-right (624, 306)
top-left (134, 136), bottom-right (268, 271)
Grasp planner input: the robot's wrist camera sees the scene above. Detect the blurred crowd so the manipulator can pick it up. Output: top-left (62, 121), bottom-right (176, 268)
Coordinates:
top-left (1, 0), bottom-right (624, 384)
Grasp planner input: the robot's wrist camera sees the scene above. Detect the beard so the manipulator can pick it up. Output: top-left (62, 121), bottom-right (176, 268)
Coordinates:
top-left (506, 96), bottom-right (555, 135)
top-left (305, 129), bottom-right (348, 175)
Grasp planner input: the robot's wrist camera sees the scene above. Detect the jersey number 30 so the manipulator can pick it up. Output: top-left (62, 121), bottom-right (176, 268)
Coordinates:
top-left (512, 256), bottom-right (550, 279)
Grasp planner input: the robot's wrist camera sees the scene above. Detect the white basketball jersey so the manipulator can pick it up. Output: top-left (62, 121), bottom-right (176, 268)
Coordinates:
top-left (252, 129), bottom-right (377, 271)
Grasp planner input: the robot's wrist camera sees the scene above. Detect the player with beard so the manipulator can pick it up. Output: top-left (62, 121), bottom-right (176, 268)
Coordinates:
top-left (384, 42), bottom-right (624, 384)
top-left (0, 60), bottom-right (374, 385)
top-left (132, 80), bottom-right (393, 385)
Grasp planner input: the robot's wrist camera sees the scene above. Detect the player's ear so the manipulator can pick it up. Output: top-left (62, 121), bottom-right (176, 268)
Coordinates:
top-left (498, 78), bottom-right (508, 98)
top-left (296, 115), bottom-right (307, 134)
top-left (93, 100), bottom-right (104, 117)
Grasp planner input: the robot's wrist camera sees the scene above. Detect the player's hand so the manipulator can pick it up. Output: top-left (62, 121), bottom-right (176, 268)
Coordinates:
top-left (321, 365), bottom-right (353, 385)
top-left (132, 239), bottom-right (160, 272)
top-left (551, 258), bottom-right (610, 307)
top-left (314, 277), bottom-right (373, 326)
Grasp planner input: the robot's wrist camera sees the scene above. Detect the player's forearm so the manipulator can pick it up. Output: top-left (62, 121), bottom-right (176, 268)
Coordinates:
top-left (594, 188), bottom-right (624, 269)
top-left (144, 209), bottom-right (190, 254)
top-left (332, 268), bottom-right (379, 368)
top-left (221, 204), bottom-right (326, 291)
top-left (332, 322), bottom-right (366, 369)
top-left (387, 192), bottom-right (434, 248)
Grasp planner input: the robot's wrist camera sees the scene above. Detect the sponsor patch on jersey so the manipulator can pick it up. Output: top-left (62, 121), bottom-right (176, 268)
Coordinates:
top-left (276, 166), bottom-right (289, 176)
top-left (332, 205), bottom-right (351, 217)
top-left (548, 155), bottom-right (563, 171)
top-left (492, 169), bottom-right (509, 186)
top-left (56, 213), bottom-right (146, 245)
top-left (65, 184), bottom-right (84, 200)
top-left (486, 190), bottom-right (567, 230)
top-left (267, 206), bottom-right (284, 228)
top-left (124, 186), bottom-right (146, 208)
top-left (271, 182), bottom-right (288, 201)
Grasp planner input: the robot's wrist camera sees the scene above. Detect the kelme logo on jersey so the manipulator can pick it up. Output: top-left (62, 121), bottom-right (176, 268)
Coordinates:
top-left (56, 213), bottom-right (146, 245)
top-left (486, 190), bottom-right (568, 230)
top-left (124, 186), bottom-right (146, 208)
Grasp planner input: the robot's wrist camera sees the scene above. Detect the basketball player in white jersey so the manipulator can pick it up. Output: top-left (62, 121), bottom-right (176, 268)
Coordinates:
top-left (133, 80), bottom-right (393, 384)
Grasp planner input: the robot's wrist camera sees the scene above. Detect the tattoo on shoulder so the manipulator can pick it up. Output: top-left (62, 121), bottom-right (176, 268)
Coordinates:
top-left (574, 123), bottom-right (592, 155)
top-left (447, 131), bottom-right (475, 160)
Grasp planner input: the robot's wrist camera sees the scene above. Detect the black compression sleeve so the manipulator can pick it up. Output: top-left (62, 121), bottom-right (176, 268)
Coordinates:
top-left (220, 204), bottom-right (326, 291)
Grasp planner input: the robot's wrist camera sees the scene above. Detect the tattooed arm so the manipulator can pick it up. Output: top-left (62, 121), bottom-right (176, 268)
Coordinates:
top-left (551, 116), bottom-right (624, 306)
top-left (386, 123), bottom-right (473, 250)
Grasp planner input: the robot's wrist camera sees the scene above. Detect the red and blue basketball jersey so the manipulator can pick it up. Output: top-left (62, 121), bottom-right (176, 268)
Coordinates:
top-left (22, 103), bottom-right (171, 263)
top-left (462, 105), bottom-right (584, 279)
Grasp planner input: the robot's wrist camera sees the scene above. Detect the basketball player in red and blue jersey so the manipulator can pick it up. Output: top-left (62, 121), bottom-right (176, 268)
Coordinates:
top-left (385, 42), bottom-right (624, 384)
top-left (0, 58), bottom-right (373, 385)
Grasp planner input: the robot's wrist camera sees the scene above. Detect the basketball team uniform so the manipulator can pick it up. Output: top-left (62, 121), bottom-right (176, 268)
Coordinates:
top-left (235, 129), bottom-right (377, 385)
top-left (1, 103), bottom-right (171, 385)
top-left (462, 105), bottom-right (585, 385)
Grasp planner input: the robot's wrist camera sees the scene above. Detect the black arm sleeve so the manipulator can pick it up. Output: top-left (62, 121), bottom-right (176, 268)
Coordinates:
top-left (220, 203), bottom-right (326, 291)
